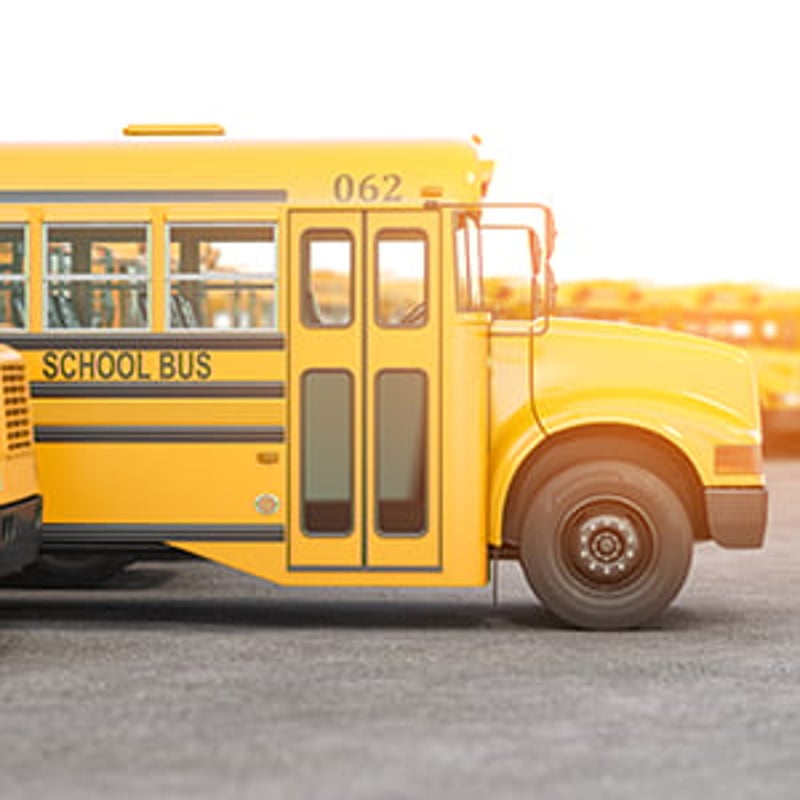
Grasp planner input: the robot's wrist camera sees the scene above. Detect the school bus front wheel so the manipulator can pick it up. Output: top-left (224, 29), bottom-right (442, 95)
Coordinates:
top-left (519, 459), bottom-right (694, 629)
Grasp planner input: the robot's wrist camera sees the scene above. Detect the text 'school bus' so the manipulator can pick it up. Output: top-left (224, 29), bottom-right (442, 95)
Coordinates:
top-left (0, 345), bottom-right (41, 577)
top-left (0, 125), bottom-right (767, 628)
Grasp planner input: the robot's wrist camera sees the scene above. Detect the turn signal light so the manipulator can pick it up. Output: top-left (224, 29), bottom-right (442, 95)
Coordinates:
top-left (714, 444), bottom-right (763, 475)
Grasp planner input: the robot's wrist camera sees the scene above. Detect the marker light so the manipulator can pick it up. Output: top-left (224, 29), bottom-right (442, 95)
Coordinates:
top-left (123, 124), bottom-right (226, 137)
top-left (714, 444), bottom-right (763, 475)
top-left (255, 493), bottom-right (280, 515)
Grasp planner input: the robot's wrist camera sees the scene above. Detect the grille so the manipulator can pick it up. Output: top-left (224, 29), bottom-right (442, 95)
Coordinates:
top-left (2, 362), bottom-right (32, 452)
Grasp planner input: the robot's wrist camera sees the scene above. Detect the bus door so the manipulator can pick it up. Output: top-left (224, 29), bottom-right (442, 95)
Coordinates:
top-left (288, 209), bottom-right (441, 571)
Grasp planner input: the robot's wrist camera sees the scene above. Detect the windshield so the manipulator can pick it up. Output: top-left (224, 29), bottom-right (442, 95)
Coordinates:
top-left (453, 205), bottom-right (555, 321)
top-left (454, 214), bottom-right (483, 311)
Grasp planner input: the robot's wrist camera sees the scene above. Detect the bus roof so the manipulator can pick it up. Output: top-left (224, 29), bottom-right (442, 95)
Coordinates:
top-left (0, 137), bottom-right (493, 207)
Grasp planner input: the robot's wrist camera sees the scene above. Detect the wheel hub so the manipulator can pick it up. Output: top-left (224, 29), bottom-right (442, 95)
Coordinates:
top-left (575, 513), bottom-right (641, 583)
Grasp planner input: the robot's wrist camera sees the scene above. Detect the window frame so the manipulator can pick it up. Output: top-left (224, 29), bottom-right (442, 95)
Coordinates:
top-left (454, 214), bottom-right (483, 312)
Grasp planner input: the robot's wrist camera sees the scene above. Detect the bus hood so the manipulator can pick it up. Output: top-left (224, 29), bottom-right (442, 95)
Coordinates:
top-left (531, 317), bottom-right (763, 444)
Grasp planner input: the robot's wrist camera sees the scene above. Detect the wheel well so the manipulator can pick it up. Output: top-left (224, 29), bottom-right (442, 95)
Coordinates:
top-left (502, 425), bottom-right (708, 549)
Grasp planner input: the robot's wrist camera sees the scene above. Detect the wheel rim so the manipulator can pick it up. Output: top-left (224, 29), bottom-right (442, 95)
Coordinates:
top-left (559, 498), bottom-right (656, 591)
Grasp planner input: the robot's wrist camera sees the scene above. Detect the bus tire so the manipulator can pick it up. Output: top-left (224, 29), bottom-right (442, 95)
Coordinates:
top-left (19, 552), bottom-right (135, 587)
top-left (519, 459), bottom-right (693, 630)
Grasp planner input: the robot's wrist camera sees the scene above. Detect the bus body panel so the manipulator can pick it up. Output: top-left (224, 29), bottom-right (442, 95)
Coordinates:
top-left (487, 318), bottom-right (765, 548)
top-left (556, 279), bottom-right (800, 438)
top-left (0, 140), bottom-right (488, 210)
top-left (531, 318), bottom-right (763, 486)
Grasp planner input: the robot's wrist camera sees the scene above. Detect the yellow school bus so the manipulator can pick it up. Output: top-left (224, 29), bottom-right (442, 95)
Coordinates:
top-left (555, 279), bottom-right (649, 324)
top-left (0, 343), bottom-right (42, 578)
top-left (0, 126), bottom-right (766, 627)
top-left (642, 283), bottom-right (800, 439)
top-left (754, 289), bottom-right (800, 435)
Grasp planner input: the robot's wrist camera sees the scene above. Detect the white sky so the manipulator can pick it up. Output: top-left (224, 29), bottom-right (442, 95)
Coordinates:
top-left (4, 0), bottom-right (799, 287)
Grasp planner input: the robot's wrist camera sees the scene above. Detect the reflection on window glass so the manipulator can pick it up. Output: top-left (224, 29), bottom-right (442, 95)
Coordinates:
top-left (376, 370), bottom-right (427, 536)
top-left (455, 215), bottom-right (482, 311)
top-left (169, 224), bottom-right (277, 330)
top-left (46, 225), bottom-right (149, 330)
top-left (0, 227), bottom-right (27, 329)
top-left (302, 371), bottom-right (353, 536)
top-left (376, 231), bottom-right (427, 326)
top-left (302, 231), bottom-right (352, 326)
top-left (480, 227), bottom-right (535, 320)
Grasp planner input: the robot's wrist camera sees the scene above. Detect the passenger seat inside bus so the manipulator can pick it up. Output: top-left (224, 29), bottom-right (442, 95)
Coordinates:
top-left (48, 293), bottom-right (81, 328)
top-left (170, 293), bottom-right (198, 328)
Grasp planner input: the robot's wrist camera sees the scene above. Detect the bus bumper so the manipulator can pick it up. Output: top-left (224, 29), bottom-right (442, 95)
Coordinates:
top-left (0, 495), bottom-right (43, 578)
top-left (705, 487), bottom-right (768, 548)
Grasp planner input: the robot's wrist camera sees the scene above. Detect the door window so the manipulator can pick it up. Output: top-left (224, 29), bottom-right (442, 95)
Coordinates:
top-left (375, 370), bottom-right (427, 536)
top-left (302, 370), bottom-right (354, 536)
top-left (301, 230), bottom-right (353, 327)
top-left (375, 230), bottom-right (427, 327)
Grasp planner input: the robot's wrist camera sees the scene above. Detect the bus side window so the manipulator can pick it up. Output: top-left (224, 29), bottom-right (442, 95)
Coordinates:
top-left (44, 225), bottom-right (149, 330)
top-left (168, 224), bottom-right (277, 330)
top-left (301, 230), bottom-right (353, 328)
top-left (0, 226), bottom-right (28, 330)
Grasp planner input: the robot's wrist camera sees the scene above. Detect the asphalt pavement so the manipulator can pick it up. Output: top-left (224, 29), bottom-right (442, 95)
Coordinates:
top-left (2, 458), bottom-right (800, 799)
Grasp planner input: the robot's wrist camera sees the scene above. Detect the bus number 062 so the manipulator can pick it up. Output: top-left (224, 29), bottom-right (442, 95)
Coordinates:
top-left (333, 173), bottom-right (403, 203)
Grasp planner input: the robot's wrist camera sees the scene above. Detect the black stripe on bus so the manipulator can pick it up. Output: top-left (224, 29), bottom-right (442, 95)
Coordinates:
top-left (34, 425), bottom-right (286, 444)
top-left (0, 189), bottom-right (288, 204)
top-left (0, 332), bottom-right (286, 351)
top-left (42, 523), bottom-right (285, 544)
top-left (30, 381), bottom-right (285, 399)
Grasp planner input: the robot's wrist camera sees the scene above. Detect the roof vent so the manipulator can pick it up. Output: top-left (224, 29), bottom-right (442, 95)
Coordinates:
top-left (123, 124), bottom-right (226, 137)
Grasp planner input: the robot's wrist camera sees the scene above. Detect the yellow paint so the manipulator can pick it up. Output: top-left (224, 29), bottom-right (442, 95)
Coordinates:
top-left (38, 441), bottom-right (285, 524)
top-left (0, 140), bottom-right (487, 206)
